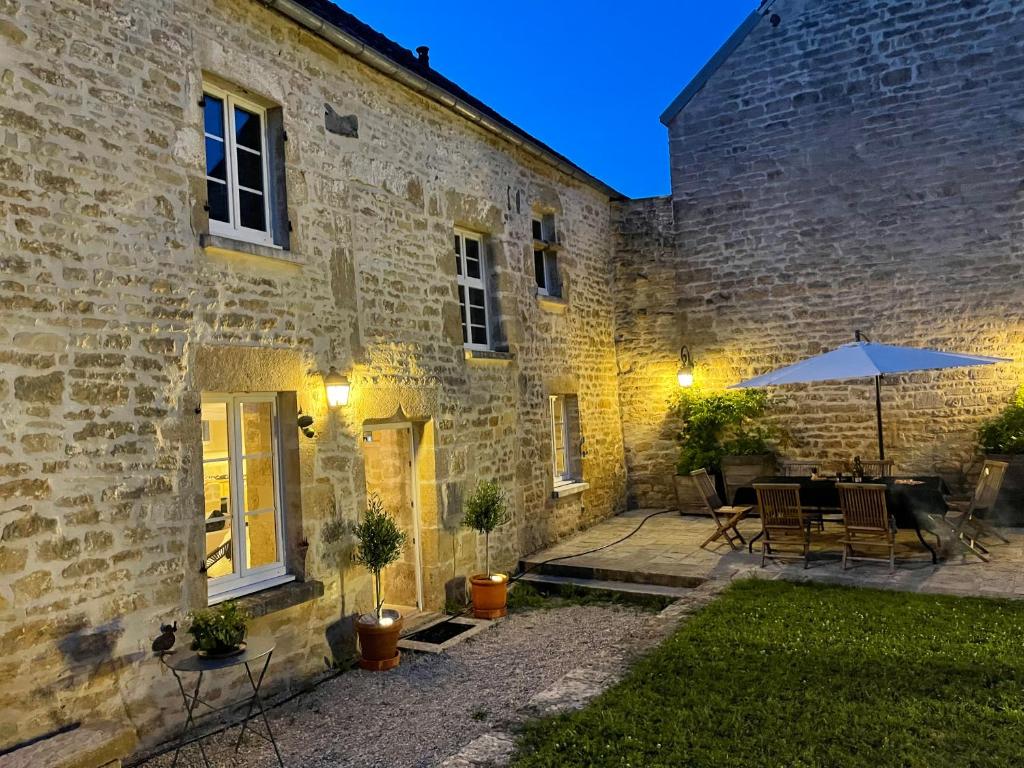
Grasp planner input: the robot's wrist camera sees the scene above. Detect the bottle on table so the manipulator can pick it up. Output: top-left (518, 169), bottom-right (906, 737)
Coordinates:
top-left (852, 456), bottom-right (864, 482)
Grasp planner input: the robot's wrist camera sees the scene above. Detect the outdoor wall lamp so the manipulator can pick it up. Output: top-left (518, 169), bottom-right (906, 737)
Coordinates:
top-left (324, 367), bottom-right (351, 407)
top-left (677, 346), bottom-right (694, 388)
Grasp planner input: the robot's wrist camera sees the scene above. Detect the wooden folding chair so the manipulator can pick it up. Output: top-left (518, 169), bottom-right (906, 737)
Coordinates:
top-left (779, 461), bottom-right (821, 477)
top-left (755, 483), bottom-right (812, 568)
top-left (946, 459), bottom-right (1009, 562)
top-left (837, 483), bottom-right (896, 573)
top-left (855, 459), bottom-right (894, 478)
top-left (690, 468), bottom-right (752, 551)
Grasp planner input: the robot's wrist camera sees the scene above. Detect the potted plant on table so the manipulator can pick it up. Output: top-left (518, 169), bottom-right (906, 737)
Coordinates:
top-left (187, 602), bottom-right (249, 658)
top-left (462, 480), bottom-right (512, 619)
top-left (669, 387), bottom-right (776, 511)
top-left (977, 384), bottom-right (1024, 525)
top-left (353, 493), bottom-right (408, 671)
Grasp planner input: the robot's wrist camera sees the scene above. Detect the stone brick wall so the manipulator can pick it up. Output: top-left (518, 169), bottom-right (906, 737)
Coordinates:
top-left (0, 0), bottom-right (625, 751)
top-left (614, 0), bottom-right (1024, 509)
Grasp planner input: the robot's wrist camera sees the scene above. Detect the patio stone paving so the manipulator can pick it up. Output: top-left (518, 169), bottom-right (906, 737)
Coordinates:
top-left (521, 508), bottom-right (1024, 599)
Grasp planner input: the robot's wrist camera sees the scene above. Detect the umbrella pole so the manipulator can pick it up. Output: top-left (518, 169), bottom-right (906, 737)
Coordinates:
top-left (874, 374), bottom-right (885, 461)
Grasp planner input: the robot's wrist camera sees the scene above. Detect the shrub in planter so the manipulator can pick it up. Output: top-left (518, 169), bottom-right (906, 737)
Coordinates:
top-left (977, 385), bottom-right (1024, 525)
top-left (352, 493), bottom-right (407, 670)
top-left (188, 602), bottom-right (249, 658)
top-left (462, 480), bottom-right (512, 619)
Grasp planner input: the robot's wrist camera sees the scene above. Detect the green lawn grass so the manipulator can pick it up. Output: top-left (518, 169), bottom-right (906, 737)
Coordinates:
top-left (511, 580), bottom-right (1024, 768)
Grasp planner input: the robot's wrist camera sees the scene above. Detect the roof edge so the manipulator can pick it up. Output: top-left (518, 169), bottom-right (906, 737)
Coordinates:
top-left (262, 0), bottom-right (626, 200)
top-left (659, 1), bottom-right (775, 126)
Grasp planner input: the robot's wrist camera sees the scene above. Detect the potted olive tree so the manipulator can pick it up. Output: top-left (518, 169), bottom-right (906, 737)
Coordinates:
top-left (462, 480), bottom-right (512, 619)
top-left (353, 493), bottom-right (407, 670)
top-left (187, 602), bottom-right (249, 658)
top-left (977, 384), bottom-right (1024, 525)
top-left (669, 387), bottom-right (776, 511)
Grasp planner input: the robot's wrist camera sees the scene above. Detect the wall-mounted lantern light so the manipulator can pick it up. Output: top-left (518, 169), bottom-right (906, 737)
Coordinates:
top-left (677, 346), bottom-right (694, 388)
top-left (324, 367), bottom-right (351, 407)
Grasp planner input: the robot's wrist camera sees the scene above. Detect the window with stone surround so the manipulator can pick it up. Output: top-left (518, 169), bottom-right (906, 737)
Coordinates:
top-left (202, 82), bottom-right (289, 250)
top-left (201, 393), bottom-right (291, 602)
top-left (454, 228), bottom-right (491, 350)
top-left (532, 215), bottom-right (561, 297)
top-left (550, 394), bottom-right (583, 488)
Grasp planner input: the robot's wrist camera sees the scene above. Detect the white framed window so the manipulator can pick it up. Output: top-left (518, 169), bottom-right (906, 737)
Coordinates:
top-left (454, 229), bottom-right (490, 350)
top-left (201, 393), bottom-right (289, 602)
top-left (203, 83), bottom-right (276, 247)
top-left (549, 394), bottom-right (582, 485)
top-left (532, 216), bottom-right (560, 297)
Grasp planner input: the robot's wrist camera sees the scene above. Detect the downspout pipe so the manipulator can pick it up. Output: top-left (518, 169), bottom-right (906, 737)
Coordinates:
top-left (259, 0), bottom-right (625, 201)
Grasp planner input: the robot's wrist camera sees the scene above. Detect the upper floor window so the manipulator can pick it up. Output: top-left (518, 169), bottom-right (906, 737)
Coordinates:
top-left (454, 229), bottom-right (490, 350)
top-left (203, 83), bottom-right (287, 249)
top-left (550, 394), bottom-right (583, 486)
top-left (201, 393), bottom-right (289, 602)
top-left (533, 215), bottom-right (560, 297)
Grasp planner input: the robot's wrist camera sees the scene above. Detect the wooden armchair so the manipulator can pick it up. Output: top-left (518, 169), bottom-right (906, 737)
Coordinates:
top-left (779, 461), bottom-right (822, 477)
top-left (946, 459), bottom-right (1009, 561)
top-left (849, 459), bottom-right (894, 478)
top-left (754, 483), bottom-right (812, 568)
top-left (690, 468), bottom-right (752, 551)
top-left (837, 483), bottom-right (896, 572)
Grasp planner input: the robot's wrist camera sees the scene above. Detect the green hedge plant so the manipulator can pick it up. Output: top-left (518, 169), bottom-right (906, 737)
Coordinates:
top-left (188, 601), bottom-right (249, 654)
top-left (462, 480), bottom-right (511, 577)
top-left (668, 387), bottom-right (773, 475)
top-left (979, 385), bottom-right (1024, 454)
top-left (353, 493), bottom-right (407, 621)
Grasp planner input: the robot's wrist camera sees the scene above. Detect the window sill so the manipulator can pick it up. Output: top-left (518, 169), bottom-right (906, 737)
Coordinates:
top-left (464, 348), bottom-right (514, 365)
top-left (224, 578), bottom-right (325, 618)
top-left (533, 239), bottom-right (562, 252)
top-left (200, 233), bottom-right (301, 267)
top-left (537, 294), bottom-right (568, 314)
top-left (552, 481), bottom-right (589, 499)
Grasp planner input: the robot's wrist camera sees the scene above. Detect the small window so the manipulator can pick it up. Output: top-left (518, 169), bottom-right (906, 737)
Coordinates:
top-left (532, 216), bottom-right (560, 298)
top-left (203, 83), bottom-right (281, 248)
top-left (202, 393), bottom-right (289, 602)
top-left (454, 229), bottom-right (490, 349)
top-left (550, 394), bottom-right (583, 485)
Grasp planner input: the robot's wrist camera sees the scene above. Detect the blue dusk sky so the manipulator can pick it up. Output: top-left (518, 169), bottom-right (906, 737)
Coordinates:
top-left (335, 1), bottom-right (757, 198)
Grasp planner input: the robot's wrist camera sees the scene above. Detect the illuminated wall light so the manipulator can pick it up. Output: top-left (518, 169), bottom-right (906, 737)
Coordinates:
top-left (677, 346), bottom-right (694, 388)
top-left (324, 367), bottom-right (351, 407)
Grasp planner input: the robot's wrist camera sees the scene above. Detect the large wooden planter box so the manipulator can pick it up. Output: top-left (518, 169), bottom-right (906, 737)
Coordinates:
top-left (721, 453), bottom-right (776, 506)
top-left (673, 474), bottom-right (707, 515)
top-left (985, 453), bottom-right (1024, 526)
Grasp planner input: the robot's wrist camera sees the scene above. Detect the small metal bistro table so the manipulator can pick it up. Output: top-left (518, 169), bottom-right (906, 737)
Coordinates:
top-left (162, 635), bottom-right (284, 767)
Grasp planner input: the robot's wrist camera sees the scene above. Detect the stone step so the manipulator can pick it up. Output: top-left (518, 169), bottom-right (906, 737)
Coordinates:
top-left (0, 722), bottom-right (136, 768)
top-left (517, 558), bottom-right (706, 589)
top-left (515, 571), bottom-right (697, 598)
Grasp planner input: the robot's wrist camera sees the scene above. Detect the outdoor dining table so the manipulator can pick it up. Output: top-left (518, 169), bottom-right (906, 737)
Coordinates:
top-left (732, 476), bottom-right (949, 563)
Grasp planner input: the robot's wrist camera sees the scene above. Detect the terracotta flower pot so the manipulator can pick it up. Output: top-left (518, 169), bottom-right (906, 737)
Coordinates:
top-left (470, 574), bottom-right (508, 619)
top-left (355, 609), bottom-right (402, 671)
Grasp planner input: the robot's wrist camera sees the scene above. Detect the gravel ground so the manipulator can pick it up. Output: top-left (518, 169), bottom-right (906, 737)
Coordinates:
top-left (138, 603), bottom-right (661, 768)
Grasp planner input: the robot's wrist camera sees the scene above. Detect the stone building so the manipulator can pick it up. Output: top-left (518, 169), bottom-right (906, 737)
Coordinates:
top-left (3, 0), bottom-right (1024, 758)
top-left (616, 0), bottom-right (1024, 508)
top-left (0, 0), bottom-right (626, 751)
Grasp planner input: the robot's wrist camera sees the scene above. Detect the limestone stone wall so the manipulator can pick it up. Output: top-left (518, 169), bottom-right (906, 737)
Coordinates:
top-left (0, 0), bottom-right (625, 751)
top-left (614, 0), bottom-right (1024, 509)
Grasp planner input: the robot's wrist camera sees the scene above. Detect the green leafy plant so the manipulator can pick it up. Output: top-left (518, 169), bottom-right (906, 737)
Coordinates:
top-left (979, 385), bottom-right (1024, 454)
top-left (462, 480), bottom-right (511, 577)
top-left (187, 602), bottom-right (249, 654)
top-left (353, 493), bottom-right (407, 621)
top-left (668, 387), bottom-right (773, 475)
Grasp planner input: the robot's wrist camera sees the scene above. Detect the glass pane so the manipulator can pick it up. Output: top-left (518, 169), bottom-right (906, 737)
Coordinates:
top-left (203, 95), bottom-right (224, 138)
top-left (236, 146), bottom-right (264, 191)
top-left (202, 460), bottom-right (231, 519)
top-left (535, 250), bottom-right (546, 288)
top-left (465, 237), bottom-right (481, 279)
top-left (246, 512), bottom-right (278, 568)
top-left (234, 106), bottom-right (262, 151)
top-left (202, 402), bottom-right (230, 458)
top-left (468, 287), bottom-right (486, 310)
top-left (207, 180), bottom-right (229, 223)
top-left (470, 304), bottom-right (486, 326)
top-left (202, 454), bottom-right (234, 580)
top-left (243, 455), bottom-right (276, 513)
top-left (454, 234), bottom-right (462, 275)
top-left (532, 219), bottom-right (543, 240)
top-left (459, 291), bottom-right (468, 343)
top-left (238, 189), bottom-right (266, 231)
top-left (471, 324), bottom-right (487, 345)
top-left (551, 397), bottom-right (566, 476)
top-left (205, 137), bottom-right (226, 180)
top-left (205, 524), bottom-right (234, 579)
top-left (240, 401), bottom-right (273, 454)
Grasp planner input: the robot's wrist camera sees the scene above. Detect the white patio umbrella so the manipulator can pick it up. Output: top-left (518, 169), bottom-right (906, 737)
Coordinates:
top-left (729, 331), bottom-right (1010, 460)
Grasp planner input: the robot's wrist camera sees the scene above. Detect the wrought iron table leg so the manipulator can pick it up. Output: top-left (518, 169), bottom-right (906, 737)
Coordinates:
top-left (171, 669), bottom-right (212, 768)
top-left (914, 525), bottom-right (938, 564)
top-left (237, 651), bottom-right (284, 767)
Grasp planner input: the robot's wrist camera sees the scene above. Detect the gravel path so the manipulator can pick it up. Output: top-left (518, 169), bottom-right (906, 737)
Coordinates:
top-left (139, 603), bottom-right (662, 768)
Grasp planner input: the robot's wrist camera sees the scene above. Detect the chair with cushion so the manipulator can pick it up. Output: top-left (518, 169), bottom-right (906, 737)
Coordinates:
top-left (837, 483), bottom-right (896, 572)
top-left (690, 468), bottom-right (753, 551)
top-left (754, 483), bottom-right (812, 568)
top-left (946, 459), bottom-right (1009, 561)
